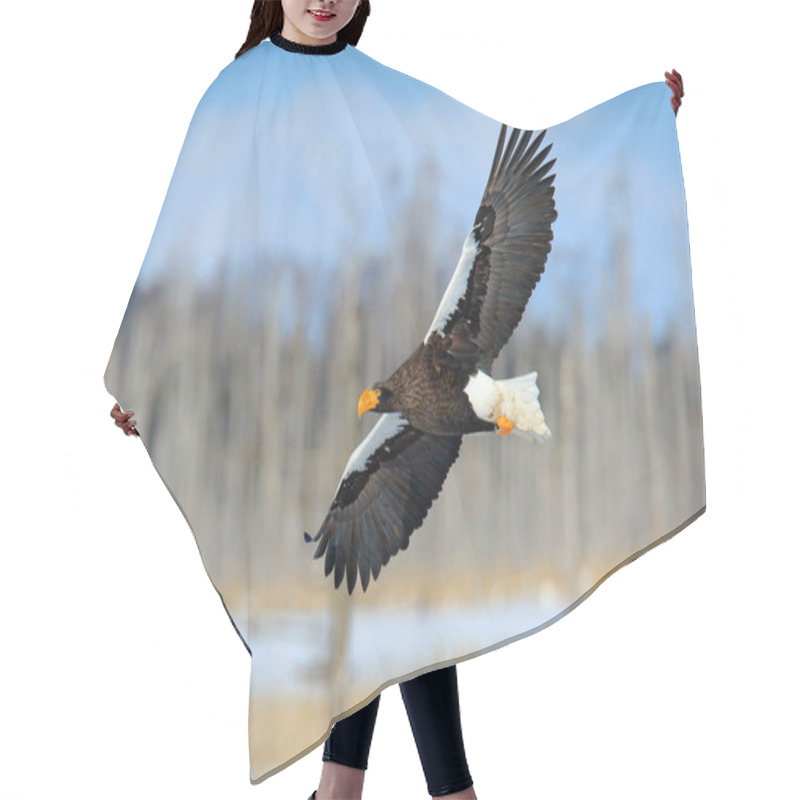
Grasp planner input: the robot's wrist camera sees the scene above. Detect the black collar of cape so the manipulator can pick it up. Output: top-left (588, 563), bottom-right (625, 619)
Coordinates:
top-left (270, 32), bottom-right (348, 55)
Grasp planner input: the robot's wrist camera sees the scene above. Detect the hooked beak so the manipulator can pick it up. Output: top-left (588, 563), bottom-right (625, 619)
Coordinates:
top-left (358, 388), bottom-right (380, 418)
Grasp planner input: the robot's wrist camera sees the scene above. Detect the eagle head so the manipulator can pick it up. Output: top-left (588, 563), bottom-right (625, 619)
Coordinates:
top-left (358, 384), bottom-right (392, 418)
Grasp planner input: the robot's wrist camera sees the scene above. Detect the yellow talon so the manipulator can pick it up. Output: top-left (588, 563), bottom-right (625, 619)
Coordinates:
top-left (496, 415), bottom-right (514, 435)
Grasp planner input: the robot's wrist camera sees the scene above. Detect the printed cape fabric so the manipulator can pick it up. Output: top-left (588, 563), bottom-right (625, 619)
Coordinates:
top-left (104, 35), bottom-right (705, 784)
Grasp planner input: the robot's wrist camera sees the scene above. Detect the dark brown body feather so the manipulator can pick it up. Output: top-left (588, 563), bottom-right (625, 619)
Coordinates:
top-left (378, 338), bottom-right (494, 435)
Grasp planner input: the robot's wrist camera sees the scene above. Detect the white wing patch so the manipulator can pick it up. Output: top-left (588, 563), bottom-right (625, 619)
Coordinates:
top-left (424, 229), bottom-right (479, 343)
top-left (335, 412), bottom-right (408, 494)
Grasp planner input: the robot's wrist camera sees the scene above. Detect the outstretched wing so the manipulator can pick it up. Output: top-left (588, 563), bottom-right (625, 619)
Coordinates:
top-left (424, 125), bottom-right (557, 372)
top-left (304, 413), bottom-right (462, 594)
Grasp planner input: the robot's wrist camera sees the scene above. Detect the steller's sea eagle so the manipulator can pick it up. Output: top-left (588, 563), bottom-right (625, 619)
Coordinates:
top-left (303, 124), bottom-right (557, 594)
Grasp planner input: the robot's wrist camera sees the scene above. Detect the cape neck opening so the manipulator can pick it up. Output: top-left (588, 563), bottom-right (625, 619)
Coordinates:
top-left (270, 32), bottom-right (348, 55)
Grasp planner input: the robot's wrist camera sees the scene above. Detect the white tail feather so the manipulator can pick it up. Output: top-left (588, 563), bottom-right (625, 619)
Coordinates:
top-left (496, 371), bottom-right (552, 442)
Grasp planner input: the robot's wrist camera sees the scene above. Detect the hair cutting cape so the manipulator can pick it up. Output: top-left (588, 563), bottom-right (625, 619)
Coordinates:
top-left (104, 34), bottom-right (705, 784)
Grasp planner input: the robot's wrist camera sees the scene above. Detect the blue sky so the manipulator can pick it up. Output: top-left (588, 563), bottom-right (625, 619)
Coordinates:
top-left (136, 42), bottom-right (694, 342)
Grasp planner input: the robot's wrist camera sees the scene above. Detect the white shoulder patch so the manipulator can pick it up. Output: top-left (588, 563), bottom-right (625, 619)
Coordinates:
top-left (424, 229), bottom-right (479, 343)
top-left (337, 412), bottom-right (408, 492)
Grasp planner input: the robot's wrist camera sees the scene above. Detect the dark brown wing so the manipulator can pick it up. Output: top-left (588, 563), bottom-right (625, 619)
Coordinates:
top-left (424, 125), bottom-right (557, 372)
top-left (304, 413), bottom-right (462, 594)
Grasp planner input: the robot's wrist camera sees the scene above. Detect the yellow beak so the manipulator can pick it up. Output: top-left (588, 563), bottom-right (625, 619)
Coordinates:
top-left (358, 388), bottom-right (380, 418)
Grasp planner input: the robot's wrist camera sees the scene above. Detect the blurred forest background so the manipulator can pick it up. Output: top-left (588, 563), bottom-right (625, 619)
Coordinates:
top-left (106, 164), bottom-right (704, 616)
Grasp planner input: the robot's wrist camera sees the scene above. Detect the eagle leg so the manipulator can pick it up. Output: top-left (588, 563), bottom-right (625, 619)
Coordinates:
top-left (495, 415), bottom-right (514, 435)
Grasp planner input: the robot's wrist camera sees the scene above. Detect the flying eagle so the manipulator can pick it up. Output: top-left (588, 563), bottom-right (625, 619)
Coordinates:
top-left (303, 124), bottom-right (557, 594)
